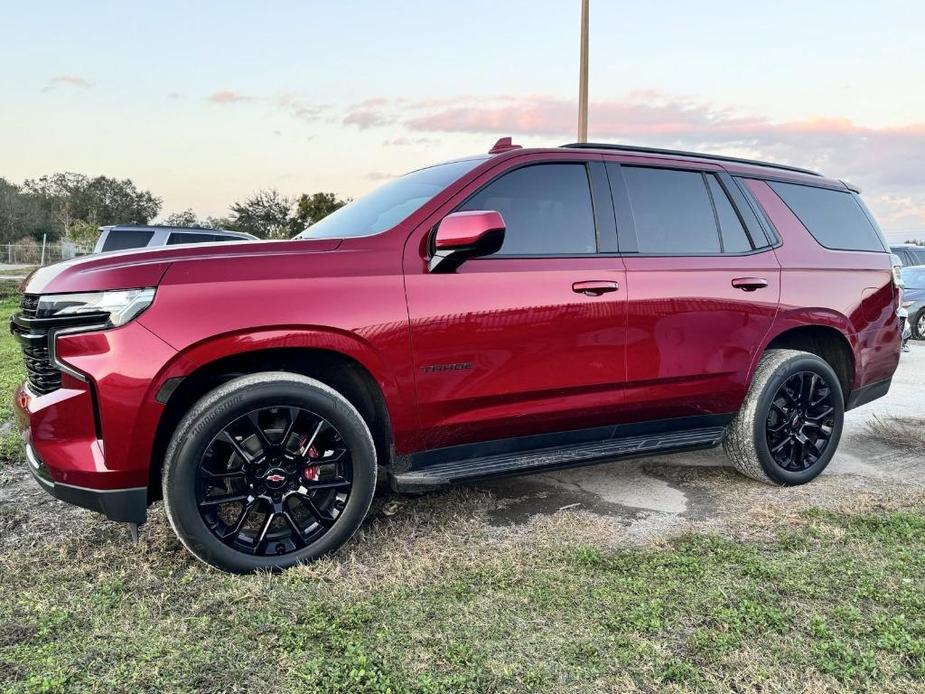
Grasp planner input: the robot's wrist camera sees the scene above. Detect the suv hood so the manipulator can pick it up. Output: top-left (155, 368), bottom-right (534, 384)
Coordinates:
top-left (22, 238), bottom-right (342, 295)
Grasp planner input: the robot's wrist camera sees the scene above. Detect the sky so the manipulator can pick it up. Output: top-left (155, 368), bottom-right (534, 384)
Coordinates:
top-left (2, 0), bottom-right (924, 241)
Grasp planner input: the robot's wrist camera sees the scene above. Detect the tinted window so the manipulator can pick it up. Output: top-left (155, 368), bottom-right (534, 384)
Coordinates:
top-left (459, 164), bottom-right (596, 255)
top-left (707, 176), bottom-right (752, 252)
top-left (769, 182), bottom-right (886, 252)
top-left (298, 158), bottom-right (485, 239)
top-left (622, 167), bottom-right (719, 253)
top-left (167, 232), bottom-right (219, 245)
top-left (101, 230), bottom-right (155, 252)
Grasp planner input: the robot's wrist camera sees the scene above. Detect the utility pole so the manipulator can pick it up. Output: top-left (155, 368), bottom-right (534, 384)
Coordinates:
top-left (577, 0), bottom-right (590, 142)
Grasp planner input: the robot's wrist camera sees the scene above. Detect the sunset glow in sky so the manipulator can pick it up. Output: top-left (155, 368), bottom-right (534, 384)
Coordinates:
top-left (2, 0), bottom-right (924, 239)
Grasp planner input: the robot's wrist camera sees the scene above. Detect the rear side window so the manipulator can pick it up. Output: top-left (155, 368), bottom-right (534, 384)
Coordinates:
top-left (768, 182), bottom-right (886, 252)
top-left (706, 176), bottom-right (753, 253)
top-left (622, 167), bottom-right (719, 254)
top-left (459, 163), bottom-right (596, 255)
top-left (167, 232), bottom-right (220, 245)
top-left (101, 230), bottom-right (154, 252)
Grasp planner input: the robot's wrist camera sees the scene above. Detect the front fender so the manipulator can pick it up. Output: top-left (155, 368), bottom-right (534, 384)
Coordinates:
top-left (131, 324), bottom-right (419, 465)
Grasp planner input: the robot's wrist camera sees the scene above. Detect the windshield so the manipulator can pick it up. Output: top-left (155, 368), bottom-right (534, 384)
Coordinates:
top-left (296, 158), bottom-right (486, 239)
top-left (901, 266), bottom-right (925, 289)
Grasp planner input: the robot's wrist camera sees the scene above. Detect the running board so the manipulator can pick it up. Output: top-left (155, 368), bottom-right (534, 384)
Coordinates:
top-left (391, 426), bottom-right (726, 492)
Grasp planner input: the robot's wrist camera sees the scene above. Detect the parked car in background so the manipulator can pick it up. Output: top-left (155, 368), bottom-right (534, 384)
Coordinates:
top-left (94, 225), bottom-right (257, 253)
top-left (901, 265), bottom-right (925, 340)
top-left (890, 243), bottom-right (925, 267)
top-left (14, 139), bottom-right (902, 573)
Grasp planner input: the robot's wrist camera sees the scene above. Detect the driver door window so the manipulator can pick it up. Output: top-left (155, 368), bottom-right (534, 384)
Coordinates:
top-left (459, 163), bottom-right (597, 255)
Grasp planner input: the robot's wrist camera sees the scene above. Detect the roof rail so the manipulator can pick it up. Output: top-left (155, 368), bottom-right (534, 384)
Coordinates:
top-left (561, 142), bottom-right (821, 177)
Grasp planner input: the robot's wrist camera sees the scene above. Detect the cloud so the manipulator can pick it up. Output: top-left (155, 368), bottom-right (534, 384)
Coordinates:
top-left (343, 91), bottom-right (925, 228)
top-left (274, 93), bottom-right (331, 122)
top-left (206, 90), bottom-right (253, 104)
top-left (343, 108), bottom-right (394, 129)
top-left (352, 96), bottom-right (390, 109)
top-left (401, 93), bottom-right (925, 189)
top-left (43, 75), bottom-right (91, 91)
top-left (166, 92), bottom-right (183, 100)
top-left (382, 136), bottom-right (438, 147)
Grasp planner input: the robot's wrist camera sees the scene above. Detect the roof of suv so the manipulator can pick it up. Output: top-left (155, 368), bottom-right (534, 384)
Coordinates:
top-left (561, 142), bottom-right (821, 177)
top-left (476, 139), bottom-right (847, 191)
top-left (99, 224), bottom-right (257, 240)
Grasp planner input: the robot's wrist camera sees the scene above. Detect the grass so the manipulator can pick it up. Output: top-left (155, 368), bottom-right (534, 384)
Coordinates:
top-left (0, 501), bottom-right (923, 693)
top-left (868, 415), bottom-right (925, 450)
top-left (0, 281), bottom-right (24, 464)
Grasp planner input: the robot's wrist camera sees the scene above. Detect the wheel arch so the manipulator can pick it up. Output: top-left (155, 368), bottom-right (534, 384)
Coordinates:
top-left (147, 345), bottom-right (396, 502)
top-left (755, 323), bottom-right (856, 402)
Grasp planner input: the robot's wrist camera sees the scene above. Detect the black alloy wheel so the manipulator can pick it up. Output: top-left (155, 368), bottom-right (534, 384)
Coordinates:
top-left (765, 371), bottom-right (836, 472)
top-left (196, 406), bottom-right (352, 557)
top-left (723, 349), bottom-right (845, 486)
top-left (162, 372), bottom-right (377, 573)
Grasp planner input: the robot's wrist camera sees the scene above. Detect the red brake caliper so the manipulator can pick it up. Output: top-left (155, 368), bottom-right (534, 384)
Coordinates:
top-left (299, 434), bottom-right (320, 482)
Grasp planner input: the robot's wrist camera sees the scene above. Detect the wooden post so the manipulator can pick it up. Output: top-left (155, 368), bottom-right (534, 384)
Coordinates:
top-left (577, 0), bottom-right (590, 143)
top-left (41, 234), bottom-right (47, 266)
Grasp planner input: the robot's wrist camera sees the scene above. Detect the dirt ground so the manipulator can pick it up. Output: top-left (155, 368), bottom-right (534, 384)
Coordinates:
top-left (1, 344), bottom-right (923, 553)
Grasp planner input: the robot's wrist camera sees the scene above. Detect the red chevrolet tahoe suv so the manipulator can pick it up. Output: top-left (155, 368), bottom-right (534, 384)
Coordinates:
top-left (13, 140), bottom-right (901, 573)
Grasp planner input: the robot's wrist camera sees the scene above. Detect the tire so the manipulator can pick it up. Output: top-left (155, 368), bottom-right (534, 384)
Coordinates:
top-left (162, 372), bottom-right (377, 573)
top-left (913, 310), bottom-right (925, 340)
top-left (723, 349), bottom-right (844, 486)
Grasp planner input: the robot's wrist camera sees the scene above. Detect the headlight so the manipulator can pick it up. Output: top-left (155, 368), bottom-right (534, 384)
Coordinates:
top-left (36, 288), bottom-right (156, 327)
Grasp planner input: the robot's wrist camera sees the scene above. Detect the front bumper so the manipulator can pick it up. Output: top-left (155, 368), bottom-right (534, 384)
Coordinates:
top-left (25, 442), bottom-right (147, 523)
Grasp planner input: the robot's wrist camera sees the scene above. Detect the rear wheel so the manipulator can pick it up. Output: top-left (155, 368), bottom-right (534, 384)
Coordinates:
top-left (724, 349), bottom-right (844, 485)
top-left (913, 310), bottom-right (925, 340)
top-left (162, 372), bottom-right (376, 573)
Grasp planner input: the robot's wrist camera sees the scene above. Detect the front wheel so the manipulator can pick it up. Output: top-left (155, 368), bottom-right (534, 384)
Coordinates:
top-left (724, 349), bottom-right (844, 485)
top-left (162, 372), bottom-right (377, 573)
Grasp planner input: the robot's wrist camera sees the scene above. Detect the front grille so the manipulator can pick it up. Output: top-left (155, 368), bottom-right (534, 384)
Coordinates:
top-left (22, 341), bottom-right (61, 394)
top-left (12, 294), bottom-right (61, 395)
top-left (20, 294), bottom-right (39, 318)
top-left (10, 294), bottom-right (108, 395)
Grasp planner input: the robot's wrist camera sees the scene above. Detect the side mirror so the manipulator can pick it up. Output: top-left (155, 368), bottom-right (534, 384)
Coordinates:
top-left (429, 210), bottom-right (506, 273)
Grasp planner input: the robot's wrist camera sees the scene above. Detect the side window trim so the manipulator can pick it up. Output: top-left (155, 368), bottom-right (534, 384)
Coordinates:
top-left (604, 163), bottom-right (639, 253)
top-left (452, 160), bottom-right (602, 258)
top-left (588, 160), bottom-right (618, 253)
top-left (730, 176), bottom-right (781, 247)
top-left (701, 172), bottom-right (729, 253)
top-left (709, 173), bottom-right (761, 250)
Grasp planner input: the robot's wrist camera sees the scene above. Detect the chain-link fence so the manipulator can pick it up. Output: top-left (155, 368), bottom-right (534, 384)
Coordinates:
top-left (2, 241), bottom-right (93, 266)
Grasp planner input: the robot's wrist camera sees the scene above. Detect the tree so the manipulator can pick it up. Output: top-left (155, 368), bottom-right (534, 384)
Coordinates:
top-left (66, 220), bottom-right (99, 247)
top-left (226, 190), bottom-right (293, 239)
top-left (0, 177), bottom-right (55, 242)
top-left (23, 173), bottom-right (161, 235)
top-left (203, 216), bottom-right (234, 230)
top-left (291, 192), bottom-right (348, 234)
top-left (162, 209), bottom-right (201, 228)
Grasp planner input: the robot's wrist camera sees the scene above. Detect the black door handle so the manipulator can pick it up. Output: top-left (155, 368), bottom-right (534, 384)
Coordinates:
top-left (731, 277), bottom-right (768, 292)
top-left (572, 280), bottom-right (619, 296)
